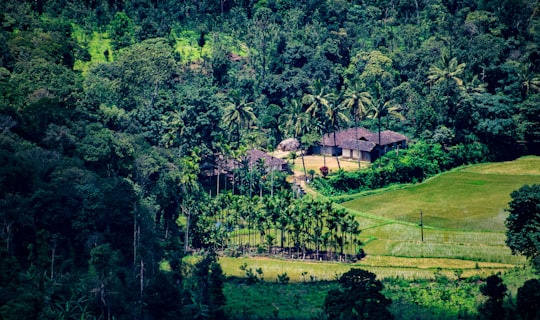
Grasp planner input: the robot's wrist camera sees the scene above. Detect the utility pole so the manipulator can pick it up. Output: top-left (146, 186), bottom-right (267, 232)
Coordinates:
top-left (419, 210), bottom-right (424, 242)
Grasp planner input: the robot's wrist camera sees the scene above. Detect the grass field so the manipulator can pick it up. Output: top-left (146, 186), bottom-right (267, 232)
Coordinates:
top-left (335, 156), bottom-right (540, 270)
top-left (220, 157), bottom-right (539, 318)
top-left (220, 156), bottom-right (540, 281)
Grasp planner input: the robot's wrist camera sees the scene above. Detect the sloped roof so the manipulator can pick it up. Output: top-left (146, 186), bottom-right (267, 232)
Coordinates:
top-left (246, 149), bottom-right (287, 167)
top-left (375, 130), bottom-right (408, 146)
top-left (340, 140), bottom-right (378, 151)
top-left (320, 127), bottom-right (372, 146)
top-left (320, 127), bottom-right (407, 147)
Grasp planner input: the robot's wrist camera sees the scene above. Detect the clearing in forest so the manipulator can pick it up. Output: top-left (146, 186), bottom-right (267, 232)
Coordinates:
top-left (220, 156), bottom-right (540, 280)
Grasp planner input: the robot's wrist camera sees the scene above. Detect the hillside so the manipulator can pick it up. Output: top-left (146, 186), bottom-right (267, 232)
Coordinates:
top-left (1, 0), bottom-right (540, 319)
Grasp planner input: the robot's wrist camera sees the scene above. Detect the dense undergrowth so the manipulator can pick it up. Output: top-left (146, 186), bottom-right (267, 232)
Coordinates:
top-left (223, 266), bottom-right (537, 320)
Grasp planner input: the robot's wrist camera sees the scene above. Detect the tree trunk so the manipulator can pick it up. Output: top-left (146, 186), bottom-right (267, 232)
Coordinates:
top-left (378, 116), bottom-right (382, 165)
top-left (216, 163), bottom-right (220, 196)
top-left (333, 131), bottom-right (341, 170)
top-left (50, 240), bottom-right (56, 279)
top-left (182, 205), bottom-right (191, 253)
top-left (301, 149), bottom-right (307, 179)
top-left (355, 117), bottom-right (361, 169)
top-left (270, 166), bottom-right (274, 197)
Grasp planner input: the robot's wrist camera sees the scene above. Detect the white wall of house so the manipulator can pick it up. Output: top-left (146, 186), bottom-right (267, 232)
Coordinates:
top-left (341, 149), bottom-right (372, 162)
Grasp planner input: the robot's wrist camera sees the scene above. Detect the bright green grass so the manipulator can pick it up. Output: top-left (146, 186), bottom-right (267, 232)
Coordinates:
top-left (361, 222), bottom-right (505, 244)
top-left (462, 156), bottom-right (540, 175)
top-left (341, 157), bottom-right (540, 231)
top-left (218, 255), bottom-right (516, 282)
top-left (329, 157), bottom-right (539, 270)
top-left (173, 29), bottom-right (211, 63)
top-left (172, 29), bottom-right (249, 64)
top-left (72, 25), bottom-right (113, 74)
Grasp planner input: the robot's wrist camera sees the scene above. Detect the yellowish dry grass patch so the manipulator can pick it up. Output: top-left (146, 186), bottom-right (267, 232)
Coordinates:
top-left (218, 256), bottom-right (517, 282)
top-left (358, 255), bottom-right (516, 270)
top-left (461, 156), bottom-right (540, 175)
top-left (272, 152), bottom-right (369, 175)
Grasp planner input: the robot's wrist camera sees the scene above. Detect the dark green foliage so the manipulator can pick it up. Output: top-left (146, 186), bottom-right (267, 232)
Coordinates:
top-left (478, 274), bottom-right (507, 320)
top-left (1, 0), bottom-right (540, 318)
top-left (108, 11), bottom-right (135, 51)
top-left (323, 268), bottom-right (393, 319)
top-left (519, 95), bottom-right (540, 155)
top-left (145, 271), bottom-right (183, 319)
top-left (517, 279), bottom-right (540, 320)
top-left (277, 272), bottom-right (290, 284)
top-left (186, 252), bottom-right (227, 319)
top-left (505, 184), bottom-right (540, 271)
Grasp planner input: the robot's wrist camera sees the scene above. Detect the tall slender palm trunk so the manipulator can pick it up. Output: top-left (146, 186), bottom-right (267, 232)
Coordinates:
top-left (333, 131), bottom-right (341, 170)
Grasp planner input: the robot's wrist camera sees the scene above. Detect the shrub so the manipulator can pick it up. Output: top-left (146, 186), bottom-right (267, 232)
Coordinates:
top-left (312, 142), bottom-right (490, 196)
top-left (276, 272), bottom-right (290, 284)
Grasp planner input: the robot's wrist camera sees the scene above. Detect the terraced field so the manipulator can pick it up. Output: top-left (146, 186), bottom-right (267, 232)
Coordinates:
top-left (338, 156), bottom-right (540, 273)
top-left (220, 156), bottom-right (540, 280)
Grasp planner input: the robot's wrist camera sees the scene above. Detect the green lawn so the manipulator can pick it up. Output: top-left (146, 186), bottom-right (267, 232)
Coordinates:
top-left (341, 167), bottom-right (540, 231)
top-left (72, 26), bottom-right (113, 74)
top-left (334, 156), bottom-right (540, 268)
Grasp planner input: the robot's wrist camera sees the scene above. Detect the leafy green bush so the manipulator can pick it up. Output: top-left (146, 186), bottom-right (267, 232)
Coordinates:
top-left (277, 272), bottom-right (290, 284)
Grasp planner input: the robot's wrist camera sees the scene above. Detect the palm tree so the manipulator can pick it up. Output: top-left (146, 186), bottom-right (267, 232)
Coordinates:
top-left (303, 80), bottom-right (332, 167)
top-left (426, 50), bottom-right (466, 90)
top-left (426, 50), bottom-right (466, 126)
top-left (340, 82), bottom-right (373, 168)
top-left (222, 93), bottom-right (257, 148)
top-left (325, 98), bottom-right (349, 170)
top-left (344, 215), bottom-right (361, 257)
top-left (303, 80), bottom-right (331, 119)
top-left (311, 200), bottom-right (326, 260)
top-left (370, 83), bottom-right (404, 162)
top-left (280, 99), bottom-right (310, 178)
top-left (517, 62), bottom-right (540, 96)
top-left (213, 140), bottom-right (232, 196)
top-left (178, 151), bottom-right (202, 253)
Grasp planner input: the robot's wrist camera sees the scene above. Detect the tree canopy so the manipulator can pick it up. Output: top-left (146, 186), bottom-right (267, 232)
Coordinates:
top-left (323, 268), bottom-right (393, 319)
top-left (505, 184), bottom-right (540, 271)
top-left (1, 0), bottom-right (540, 318)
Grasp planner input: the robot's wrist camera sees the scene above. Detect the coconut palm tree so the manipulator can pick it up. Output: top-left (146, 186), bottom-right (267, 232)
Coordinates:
top-left (426, 50), bottom-right (466, 90)
top-left (280, 99), bottom-right (311, 178)
top-left (222, 93), bottom-right (257, 148)
top-left (303, 80), bottom-right (332, 167)
top-left (426, 50), bottom-right (466, 126)
top-left (303, 80), bottom-right (332, 119)
top-left (340, 82), bottom-right (373, 168)
top-left (517, 62), bottom-right (540, 96)
top-left (369, 83), bottom-right (404, 162)
top-left (325, 98), bottom-right (349, 170)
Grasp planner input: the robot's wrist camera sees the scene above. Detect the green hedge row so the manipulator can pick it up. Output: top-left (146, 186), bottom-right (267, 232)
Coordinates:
top-left (312, 142), bottom-right (491, 196)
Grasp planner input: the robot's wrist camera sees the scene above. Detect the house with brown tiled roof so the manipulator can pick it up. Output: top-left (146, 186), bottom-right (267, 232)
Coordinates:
top-left (201, 149), bottom-right (288, 180)
top-left (245, 149), bottom-right (288, 172)
top-left (312, 127), bottom-right (408, 162)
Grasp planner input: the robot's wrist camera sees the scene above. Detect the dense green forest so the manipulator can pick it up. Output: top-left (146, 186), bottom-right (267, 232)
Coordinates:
top-left (1, 0), bottom-right (540, 319)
